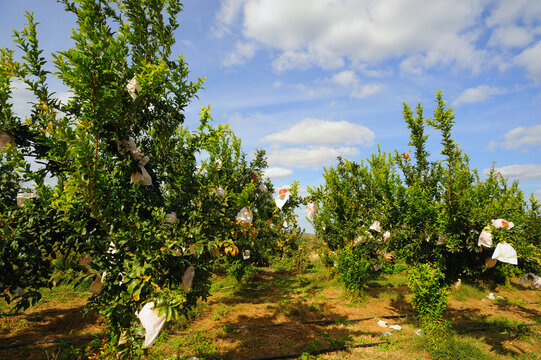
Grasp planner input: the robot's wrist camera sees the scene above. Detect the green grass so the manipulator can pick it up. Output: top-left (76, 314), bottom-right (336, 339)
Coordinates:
top-left (415, 334), bottom-right (492, 360)
top-left (452, 283), bottom-right (486, 302)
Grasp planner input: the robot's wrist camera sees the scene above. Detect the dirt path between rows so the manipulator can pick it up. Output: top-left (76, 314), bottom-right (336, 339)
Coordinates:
top-left (1, 269), bottom-right (540, 360)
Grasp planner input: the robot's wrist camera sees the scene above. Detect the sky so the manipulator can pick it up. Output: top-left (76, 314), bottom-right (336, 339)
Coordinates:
top-left (1, 0), bottom-right (541, 233)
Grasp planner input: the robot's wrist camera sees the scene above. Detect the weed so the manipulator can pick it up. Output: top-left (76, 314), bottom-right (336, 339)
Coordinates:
top-left (416, 334), bottom-right (490, 360)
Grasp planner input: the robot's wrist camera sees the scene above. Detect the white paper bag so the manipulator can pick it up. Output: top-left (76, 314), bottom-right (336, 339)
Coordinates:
top-left (491, 218), bottom-right (514, 229)
top-left (16, 191), bottom-right (39, 208)
top-left (437, 235), bottom-right (446, 245)
top-left (89, 276), bottom-right (104, 294)
top-left (275, 188), bottom-right (290, 209)
top-left (181, 266), bottom-right (195, 293)
top-left (137, 302), bottom-right (166, 349)
top-left (478, 227), bottom-right (492, 247)
top-left (258, 183), bottom-right (268, 192)
top-left (211, 187), bottom-right (225, 197)
top-left (131, 166), bottom-right (152, 186)
top-left (306, 202), bottom-right (318, 219)
top-left (0, 131), bottom-right (16, 149)
top-left (126, 77), bottom-right (140, 100)
top-left (236, 207), bottom-right (253, 224)
top-left (243, 250), bottom-right (250, 260)
top-left (369, 220), bottom-right (381, 232)
top-left (165, 212), bottom-right (177, 224)
top-left (491, 242), bottom-right (518, 265)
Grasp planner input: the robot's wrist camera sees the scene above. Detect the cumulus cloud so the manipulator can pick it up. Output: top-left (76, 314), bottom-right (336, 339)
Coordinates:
top-left (267, 146), bottom-right (360, 168)
top-left (488, 125), bottom-right (541, 151)
top-left (216, 0), bottom-right (489, 72)
top-left (213, 0), bottom-right (249, 37)
top-left (263, 167), bottom-right (293, 179)
top-left (223, 41), bottom-right (258, 66)
top-left (488, 25), bottom-right (533, 48)
top-left (453, 85), bottom-right (506, 105)
top-left (261, 118), bottom-right (375, 146)
top-left (9, 80), bottom-right (38, 119)
top-left (331, 70), bottom-right (360, 88)
top-left (486, 164), bottom-right (541, 180)
top-left (351, 84), bottom-right (384, 99)
top-left (515, 40), bottom-right (541, 81)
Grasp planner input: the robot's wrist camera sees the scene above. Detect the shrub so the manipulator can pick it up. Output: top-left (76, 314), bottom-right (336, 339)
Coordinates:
top-left (407, 263), bottom-right (450, 334)
top-left (336, 245), bottom-right (374, 295)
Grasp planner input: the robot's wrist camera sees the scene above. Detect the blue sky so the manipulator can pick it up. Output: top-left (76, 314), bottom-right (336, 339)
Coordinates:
top-left (2, 0), bottom-right (541, 232)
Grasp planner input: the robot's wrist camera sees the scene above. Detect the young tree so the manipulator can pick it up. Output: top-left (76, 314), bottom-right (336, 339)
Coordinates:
top-left (0, 1), bottom-right (287, 357)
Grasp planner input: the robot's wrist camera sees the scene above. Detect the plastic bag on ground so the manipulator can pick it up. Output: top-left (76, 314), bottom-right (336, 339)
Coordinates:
top-left (369, 220), bottom-right (381, 232)
top-left (389, 325), bottom-right (402, 331)
top-left (377, 320), bottom-right (387, 327)
top-left (306, 202), bottom-right (318, 219)
top-left (491, 218), bottom-right (514, 229)
top-left (0, 131), bottom-right (16, 149)
top-left (182, 266), bottom-right (195, 293)
top-left (126, 77), bottom-right (140, 100)
top-left (236, 207), bottom-right (253, 224)
top-left (275, 188), bottom-right (290, 209)
top-left (131, 165), bottom-right (152, 186)
top-left (520, 273), bottom-right (541, 289)
top-left (491, 242), bottom-right (518, 265)
top-left (478, 227), bottom-right (492, 247)
top-left (137, 302), bottom-right (166, 349)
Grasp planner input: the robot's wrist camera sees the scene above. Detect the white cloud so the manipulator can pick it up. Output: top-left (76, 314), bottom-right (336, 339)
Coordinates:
top-left (267, 146), bottom-right (360, 168)
top-left (488, 25), bottom-right (533, 48)
top-left (351, 84), bottom-right (384, 99)
top-left (213, 0), bottom-right (249, 37)
top-left (223, 41), bottom-right (257, 66)
top-left (273, 49), bottom-right (344, 71)
top-left (9, 80), bottom-right (38, 119)
top-left (354, 63), bottom-right (394, 78)
top-left (331, 70), bottom-right (360, 88)
top-left (218, 0), bottom-right (488, 72)
top-left (487, 164), bottom-right (541, 180)
top-left (485, 0), bottom-right (541, 28)
top-left (263, 167), bottom-right (293, 179)
top-left (261, 118), bottom-right (375, 146)
top-left (489, 125), bottom-right (541, 151)
top-left (453, 85), bottom-right (506, 105)
top-left (516, 40), bottom-right (541, 81)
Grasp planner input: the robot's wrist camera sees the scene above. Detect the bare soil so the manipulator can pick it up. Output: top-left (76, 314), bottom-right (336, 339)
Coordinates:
top-left (1, 268), bottom-right (540, 360)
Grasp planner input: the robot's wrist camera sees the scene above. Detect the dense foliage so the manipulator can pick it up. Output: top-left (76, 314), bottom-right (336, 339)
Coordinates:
top-left (0, 1), bottom-right (302, 357)
top-left (310, 92), bottom-right (540, 291)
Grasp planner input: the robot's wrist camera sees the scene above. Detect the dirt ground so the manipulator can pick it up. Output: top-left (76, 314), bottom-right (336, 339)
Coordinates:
top-left (1, 268), bottom-right (540, 360)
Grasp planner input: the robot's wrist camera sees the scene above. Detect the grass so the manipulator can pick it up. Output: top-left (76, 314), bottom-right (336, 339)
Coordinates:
top-left (452, 283), bottom-right (487, 302)
top-left (2, 244), bottom-right (540, 360)
top-left (415, 334), bottom-right (492, 360)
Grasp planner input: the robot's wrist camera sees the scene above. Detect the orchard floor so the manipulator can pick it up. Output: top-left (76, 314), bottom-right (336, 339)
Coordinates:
top-left (1, 262), bottom-right (540, 360)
